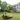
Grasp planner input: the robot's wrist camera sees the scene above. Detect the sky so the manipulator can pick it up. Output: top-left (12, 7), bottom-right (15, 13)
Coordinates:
top-left (1, 0), bottom-right (20, 5)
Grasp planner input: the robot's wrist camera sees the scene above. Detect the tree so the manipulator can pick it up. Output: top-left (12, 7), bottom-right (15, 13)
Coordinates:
top-left (1, 1), bottom-right (7, 11)
top-left (0, 0), bottom-right (1, 6)
top-left (1, 1), bottom-right (12, 12)
top-left (6, 5), bottom-right (12, 13)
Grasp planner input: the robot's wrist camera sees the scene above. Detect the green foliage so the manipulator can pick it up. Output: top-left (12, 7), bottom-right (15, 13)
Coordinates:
top-left (1, 1), bottom-right (13, 12)
top-left (1, 2), bottom-right (7, 10)
top-left (6, 5), bottom-right (13, 12)
top-left (0, 0), bottom-right (1, 6)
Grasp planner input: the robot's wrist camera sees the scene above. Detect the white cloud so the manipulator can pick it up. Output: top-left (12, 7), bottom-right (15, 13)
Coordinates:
top-left (1, 0), bottom-right (20, 5)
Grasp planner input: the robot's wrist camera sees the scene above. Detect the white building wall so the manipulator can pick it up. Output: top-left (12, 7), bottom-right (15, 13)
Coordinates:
top-left (16, 4), bottom-right (20, 12)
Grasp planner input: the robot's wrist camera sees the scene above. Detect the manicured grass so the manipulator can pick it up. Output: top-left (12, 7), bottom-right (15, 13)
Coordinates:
top-left (13, 14), bottom-right (20, 20)
top-left (0, 12), bottom-right (20, 20)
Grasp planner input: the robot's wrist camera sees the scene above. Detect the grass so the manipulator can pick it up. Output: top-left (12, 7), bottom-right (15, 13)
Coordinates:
top-left (13, 14), bottom-right (20, 20)
top-left (0, 12), bottom-right (20, 20)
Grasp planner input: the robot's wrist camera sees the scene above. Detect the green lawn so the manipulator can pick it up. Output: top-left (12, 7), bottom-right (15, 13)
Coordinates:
top-left (0, 12), bottom-right (20, 20)
top-left (13, 13), bottom-right (20, 20)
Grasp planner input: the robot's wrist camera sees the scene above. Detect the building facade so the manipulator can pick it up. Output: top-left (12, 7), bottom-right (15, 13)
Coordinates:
top-left (13, 3), bottom-right (20, 12)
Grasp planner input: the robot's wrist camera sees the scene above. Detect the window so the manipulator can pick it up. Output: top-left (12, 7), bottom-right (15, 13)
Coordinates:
top-left (17, 5), bottom-right (20, 9)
